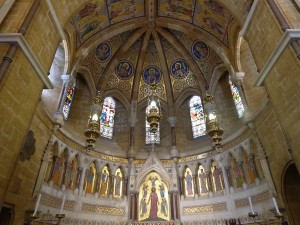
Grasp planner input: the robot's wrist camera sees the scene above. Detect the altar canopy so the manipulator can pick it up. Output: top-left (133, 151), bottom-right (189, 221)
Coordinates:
top-left (138, 172), bottom-right (170, 222)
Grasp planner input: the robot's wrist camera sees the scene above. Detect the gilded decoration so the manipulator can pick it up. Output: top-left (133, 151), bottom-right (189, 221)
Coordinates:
top-left (40, 193), bottom-right (75, 211)
top-left (81, 204), bottom-right (125, 215)
top-left (234, 191), bottom-right (271, 208)
top-left (107, 0), bottom-right (144, 24)
top-left (183, 202), bottom-right (227, 215)
top-left (138, 172), bottom-right (170, 221)
top-left (72, 2), bottom-right (109, 47)
top-left (158, 0), bottom-right (232, 46)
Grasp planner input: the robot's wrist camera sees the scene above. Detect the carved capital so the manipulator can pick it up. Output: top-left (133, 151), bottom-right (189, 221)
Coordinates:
top-left (167, 117), bottom-right (177, 127)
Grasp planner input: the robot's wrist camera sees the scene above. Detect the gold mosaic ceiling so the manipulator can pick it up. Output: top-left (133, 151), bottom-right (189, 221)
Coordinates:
top-left (69, 0), bottom-right (243, 104)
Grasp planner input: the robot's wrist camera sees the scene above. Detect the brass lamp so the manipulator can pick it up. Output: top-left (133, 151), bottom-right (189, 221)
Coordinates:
top-left (146, 84), bottom-right (162, 134)
top-left (84, 91), bottom-right (101, 148)
top-left (204, 92), bottom-right (223, 148)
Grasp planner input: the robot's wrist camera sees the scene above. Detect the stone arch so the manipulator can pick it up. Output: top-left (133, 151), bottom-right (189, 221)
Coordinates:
top-left (282, 162), bottom-right (300, 225)
top-left (135, 153), bottom-right (173, 191)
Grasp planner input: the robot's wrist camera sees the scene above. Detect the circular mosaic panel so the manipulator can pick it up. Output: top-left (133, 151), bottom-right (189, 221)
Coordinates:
top-left (142, 66), bottom-right (162, 85)
top-left (95, 42), bottom-right (111, 62)
top-left (192, 40), bottom-right (209, 61)
top-left (170, 59), bottom-right (189, 79)
top-left (115, 60), bottom-right (134, 80)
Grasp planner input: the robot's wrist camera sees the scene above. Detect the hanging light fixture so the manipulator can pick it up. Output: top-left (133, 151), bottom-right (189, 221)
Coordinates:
top-left (203, 92), bottom-right (223, 148)
top-left (84, 91), bottom-right (102, 149)
top-left (146, 83), bottom-right (162, 134)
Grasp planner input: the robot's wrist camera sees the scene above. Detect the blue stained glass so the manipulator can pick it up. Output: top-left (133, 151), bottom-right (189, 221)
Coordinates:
top-left (189, 96), bottom-right (206, 138)
top-left (100, 97), bottom-right (115, 139)
top-left (229, 78), bottom-right (244, 118)
top-left (145, 105), bottom-right (160, 144)
top-left (63, 80), bottom-right (76, 120)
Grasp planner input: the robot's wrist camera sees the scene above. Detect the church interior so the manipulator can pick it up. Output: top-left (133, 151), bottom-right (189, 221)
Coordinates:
top-left (0, 0), bottom-right (300, 225)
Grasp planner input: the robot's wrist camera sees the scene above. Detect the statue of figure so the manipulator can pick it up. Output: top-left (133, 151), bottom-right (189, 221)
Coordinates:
top-left (148, 187), bottom-right (159, 219)
top-left (100, 170), bottom-right (109, 196)
top-left (185, 171), bottom-right (193, 195)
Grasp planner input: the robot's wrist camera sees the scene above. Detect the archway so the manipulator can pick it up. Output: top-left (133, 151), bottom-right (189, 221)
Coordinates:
top-left (283, 163), bottom-right (300, 225)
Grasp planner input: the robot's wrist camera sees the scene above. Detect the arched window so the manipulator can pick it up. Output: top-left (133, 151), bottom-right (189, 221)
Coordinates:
top-left (145, 105), bottom-right (160, 144)
top-left (63, 79), bottom-right (77, 120)
top-left (229, 78), bottom-right (244, 118)
top-left (189, 96), bottom-right (206, 138)
top-left (100, 97), bottom-right (115, 139)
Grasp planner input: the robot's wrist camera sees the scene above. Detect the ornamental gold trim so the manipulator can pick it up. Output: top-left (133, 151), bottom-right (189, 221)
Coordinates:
top-left (183, 202), bottom-right (227, 215)
top-left (82, 203), bottom-right (125, 216)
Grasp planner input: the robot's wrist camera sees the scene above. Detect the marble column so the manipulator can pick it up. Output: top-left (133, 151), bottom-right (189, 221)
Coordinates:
top-left (167, 117), bottom-right (178, 158)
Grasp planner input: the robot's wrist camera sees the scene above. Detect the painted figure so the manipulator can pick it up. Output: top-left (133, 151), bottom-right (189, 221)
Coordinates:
top-left (85, 166), bottom-right (95, 193)
top-left (66, 159), bottom-right (76, 188)
top-left (148, 187), bottom-right (159, 219)
top-left (192, 40), bottom-right (209, 61)
top-left (143, 66), bottom-right (161, 85)
top-left (212, 165), bottom-right (223, 192)
top-left (199, 169), bottom-right (208, 194)
top-left (114, 171), bottom-right (122, 196)
top-left (100, 169), bottom-right (109, 196)
top-left (52, 157), bottom-right (62, 185)
top-left (233, 160), bottom-right (244, 188)
top-left (203, 17), bottom-right (225, 35)
top-left (116, 61), bottom-right (133, 79)
top-left (149, 176), bottom-right (158, 187)
top-left (142, 184), bottom-right (148, 199)
top-left (161, 197), bottom-right (168, 217)
top-left (95, 42), bottom-right (111, 62)
top-left (247, 157), bottom-right (256, 184)
top-left (171, 60), bottom-right (188, 78)
top-left (185, 171), bottom-right (193, 195)
top-left (159, 184), bottom-right (165, 198)
top-left (140, 198), bottom-right (147, 217)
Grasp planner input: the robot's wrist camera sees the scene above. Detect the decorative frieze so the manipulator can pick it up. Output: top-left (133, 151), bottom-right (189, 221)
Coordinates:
top-left (234, 191), bottom-right (271, 208)
top-left (40, 193), bottom-right (75, 211)
top-left (183, 202), bottom-right (227, 215)
top-left (82, 203), bottom-right (125, 216)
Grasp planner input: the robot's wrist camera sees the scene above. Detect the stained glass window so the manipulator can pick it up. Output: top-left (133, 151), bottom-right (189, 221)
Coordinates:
top-left (100, 97), bottom-right (115, 139)
top-left (229, 78), bottom-right (244, 118)
top-left (189, 96), bottom-right (206, 138)
top-left (145, 104), bottom-right (160, 144)
top-left (63, 80), bottom-right (76, 120)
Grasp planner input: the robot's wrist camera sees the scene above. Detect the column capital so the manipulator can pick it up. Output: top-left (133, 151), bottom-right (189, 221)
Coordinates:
top-left (167, 117), bottom-right (177, 127)
top-left (128, 116), bottom-right (137, 127)
top-left (61, 74), bottom-right (70, 83)
top-left (235, 72), bottom-right (245, 82)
